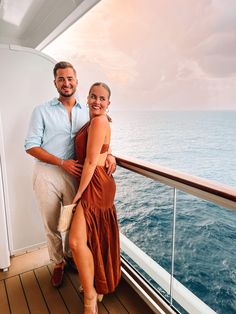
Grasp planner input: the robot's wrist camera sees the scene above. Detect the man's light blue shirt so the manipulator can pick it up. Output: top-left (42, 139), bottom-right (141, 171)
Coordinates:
top-left (24, 97), bottom-right (89, 160)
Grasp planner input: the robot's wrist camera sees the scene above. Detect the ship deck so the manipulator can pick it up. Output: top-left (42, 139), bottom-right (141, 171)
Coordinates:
top-left (0, 247), bottom-right (156, 314)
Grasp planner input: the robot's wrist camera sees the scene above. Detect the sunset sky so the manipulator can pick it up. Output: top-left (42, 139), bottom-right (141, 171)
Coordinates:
top-left (43, 0), bottom-right (236, 111)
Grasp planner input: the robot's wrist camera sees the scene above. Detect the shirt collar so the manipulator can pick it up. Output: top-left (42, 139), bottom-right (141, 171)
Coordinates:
top-left (51, 97), bottom-right (81, 108)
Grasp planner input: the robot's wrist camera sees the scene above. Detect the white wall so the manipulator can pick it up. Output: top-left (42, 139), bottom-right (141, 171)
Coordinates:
top-left (0, 44), bottom-right (57, 257)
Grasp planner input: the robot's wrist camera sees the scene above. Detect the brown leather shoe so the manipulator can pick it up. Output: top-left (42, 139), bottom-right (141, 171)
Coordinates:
top-left (51, 267), bottom-right (64, 288)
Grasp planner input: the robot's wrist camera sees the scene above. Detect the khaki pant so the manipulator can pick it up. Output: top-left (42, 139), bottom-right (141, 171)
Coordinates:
top-left (33, 163), bottom-right (78, 263)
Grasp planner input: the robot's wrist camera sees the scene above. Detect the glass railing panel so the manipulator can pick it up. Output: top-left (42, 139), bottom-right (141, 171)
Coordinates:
top-left (114, 167), bottom-right (174, 301)
top-left (115, 165), bottom-right (235, 313)
top-left (174, 191), bottom-right (236, 314)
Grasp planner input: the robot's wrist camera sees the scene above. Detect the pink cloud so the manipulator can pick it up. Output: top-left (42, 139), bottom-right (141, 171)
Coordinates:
top-left (44, 0), bottom-right (236, 110)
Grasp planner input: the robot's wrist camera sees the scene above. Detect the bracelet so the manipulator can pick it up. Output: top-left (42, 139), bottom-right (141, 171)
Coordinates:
top-left (60, 159), bottom-right (64, 166)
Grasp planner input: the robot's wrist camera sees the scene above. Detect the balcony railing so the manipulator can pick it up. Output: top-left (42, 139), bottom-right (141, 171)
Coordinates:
top-left (115, 154), bottom-right (236, 314)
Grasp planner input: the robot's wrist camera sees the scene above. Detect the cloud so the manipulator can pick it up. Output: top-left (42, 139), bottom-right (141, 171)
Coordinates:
top-left (43, 0), bottom-right (236, 110)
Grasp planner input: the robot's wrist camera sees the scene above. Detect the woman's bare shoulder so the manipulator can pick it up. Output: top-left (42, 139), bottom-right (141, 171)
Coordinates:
top-left (90, 115), bottom-right (109, 128)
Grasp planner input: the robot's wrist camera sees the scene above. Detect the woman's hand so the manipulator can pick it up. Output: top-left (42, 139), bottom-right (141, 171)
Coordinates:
top-left (72, 193), bottom-right (81, 204)
top-left (105, 154), bottom-right (116, 176)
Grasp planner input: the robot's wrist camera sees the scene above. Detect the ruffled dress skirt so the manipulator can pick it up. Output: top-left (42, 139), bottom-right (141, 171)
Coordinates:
top-left (80, 166), bottom-right (121, 294)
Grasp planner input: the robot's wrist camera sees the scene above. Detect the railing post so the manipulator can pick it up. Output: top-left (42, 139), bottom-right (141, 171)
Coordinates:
top-left (170, 187), bottom-right (177, 305)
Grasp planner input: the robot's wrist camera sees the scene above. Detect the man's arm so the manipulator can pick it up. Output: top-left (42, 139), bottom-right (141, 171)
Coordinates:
top-left (26, 147), bottom-right (61, 165)
top-left (26, 147), bottom-right (82, 177)
top-left (25, 105), bottom-right (82, 176)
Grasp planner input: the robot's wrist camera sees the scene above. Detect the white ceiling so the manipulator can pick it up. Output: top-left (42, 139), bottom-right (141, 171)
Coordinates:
top-left (0, 0), bottom-right (100, 50)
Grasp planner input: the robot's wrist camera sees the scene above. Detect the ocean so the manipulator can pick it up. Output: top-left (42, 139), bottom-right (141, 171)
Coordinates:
top-left (111, 111), bottom-right (236, 314)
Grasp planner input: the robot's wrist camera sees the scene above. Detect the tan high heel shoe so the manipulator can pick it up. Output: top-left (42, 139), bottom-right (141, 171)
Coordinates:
top-left (97, 294), bottom-right (103, 302)
top-left (79, 284), bottom-right (84, 293)
top-left (84, 294), bottom-right (98, 314)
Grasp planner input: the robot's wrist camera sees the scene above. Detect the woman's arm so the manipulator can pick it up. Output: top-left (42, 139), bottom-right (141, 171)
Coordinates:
top-left (73, 116), bottom-right (109, 203)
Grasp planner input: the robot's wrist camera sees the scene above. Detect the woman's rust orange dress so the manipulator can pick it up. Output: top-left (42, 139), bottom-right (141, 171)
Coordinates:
top-left (74, 121), bottom-right (121, 294)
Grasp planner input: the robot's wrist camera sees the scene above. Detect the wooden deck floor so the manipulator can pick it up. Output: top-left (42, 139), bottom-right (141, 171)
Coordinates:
top-left (0, 247), bottom-right (155, 313)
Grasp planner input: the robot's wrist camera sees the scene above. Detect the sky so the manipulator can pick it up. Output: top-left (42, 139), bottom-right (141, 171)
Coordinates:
top-left (43, 0), bottom-right (236, 111)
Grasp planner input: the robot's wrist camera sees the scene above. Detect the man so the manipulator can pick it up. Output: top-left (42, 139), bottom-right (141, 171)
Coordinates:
top-left (25, 61), bottom-right (116, 287)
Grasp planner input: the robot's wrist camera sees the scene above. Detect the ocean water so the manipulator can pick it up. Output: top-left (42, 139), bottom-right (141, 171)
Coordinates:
top-left (111, 111), bottom-right (236, 314)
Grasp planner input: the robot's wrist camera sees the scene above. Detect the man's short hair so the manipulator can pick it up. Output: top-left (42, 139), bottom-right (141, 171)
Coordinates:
top-left (53, 61), bottom-right (77, 78)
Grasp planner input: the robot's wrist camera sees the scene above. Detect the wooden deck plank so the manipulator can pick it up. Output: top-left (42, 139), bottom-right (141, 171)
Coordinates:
top-left (20, 270), bottom-right (49, 314)
top-left (1, 248), bottom-right (156, 314)
top-left (59, 275), bottom-right (84, 313)
top-left (102, 293), bottom-right (129, 314)
top-left (64, 269), bottom-right (81, 295)
top-left (115, 278), bottom-right (155, 314)
top-left (0, 246), bottom-right (50, 280)
top-left (97, 301), bottom-right (110, 314)
top-left (0, 280), bottom-right (10, 314)
top-left (5, 276), bottom-right (30, 314)
top-left (48, 264), bottom-right (84, 313)
top-left (34, 266), bottom-right (68, 314)
top-left (66, 270), bottom-right (109, 313)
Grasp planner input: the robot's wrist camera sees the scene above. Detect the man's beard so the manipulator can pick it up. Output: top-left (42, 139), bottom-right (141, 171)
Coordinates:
top-left (59, 91), bottom-right (74, 97)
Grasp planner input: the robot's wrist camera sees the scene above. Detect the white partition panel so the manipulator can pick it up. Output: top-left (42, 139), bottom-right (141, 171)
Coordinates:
top-left (0, 114), bottom-right (10, 269)
top-left (0, 44), bottom-right (57, 259)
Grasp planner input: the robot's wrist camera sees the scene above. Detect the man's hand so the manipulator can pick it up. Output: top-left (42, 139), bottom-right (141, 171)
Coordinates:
top-left (105, 154), bottom-right (116, 176)
top-left (61, 159), bottom-right (83, 177)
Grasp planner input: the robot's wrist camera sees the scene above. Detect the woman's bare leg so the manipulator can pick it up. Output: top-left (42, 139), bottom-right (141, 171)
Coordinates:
top-left (69, 203), bottom-right (97, 312)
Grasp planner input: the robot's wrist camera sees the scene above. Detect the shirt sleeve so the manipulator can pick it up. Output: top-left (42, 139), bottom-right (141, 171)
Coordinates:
top-left (24, 106), bottom-right (44, 150)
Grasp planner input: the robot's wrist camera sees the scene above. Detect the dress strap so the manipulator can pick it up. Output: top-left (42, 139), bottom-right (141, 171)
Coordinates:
top-left (100, 144), bottom-right (109, 154)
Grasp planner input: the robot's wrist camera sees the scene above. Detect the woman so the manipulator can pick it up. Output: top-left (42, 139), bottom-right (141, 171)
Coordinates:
top-left (69, 82), bottom-right (121, 314)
